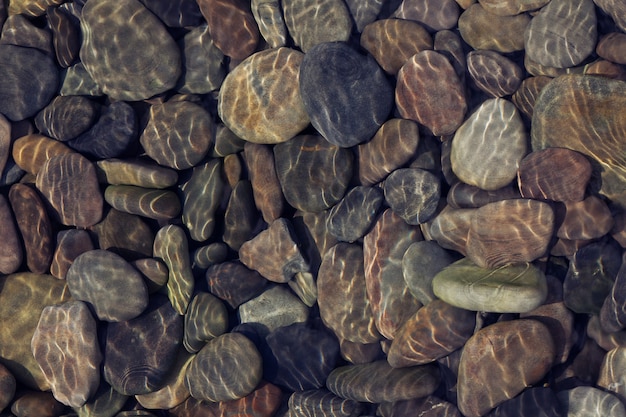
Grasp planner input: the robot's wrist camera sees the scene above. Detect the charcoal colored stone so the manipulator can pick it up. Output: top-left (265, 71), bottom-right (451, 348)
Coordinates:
top-left (206, 261), bottom-right (269, 309)
top-left (35, 95), bottom-right (99, 141)
top-left (223, 180), bottom-right (259, 251)
top-left (402, 240), bottom-right (455, 305)
top-left (383, 168), bottom-right (441, 225)
top-left (326, 186), bottom-right (384, 242)
top-left (47, 4), bottom-right (81, 68)
top-left (184, 292), bottom-right (229, 353)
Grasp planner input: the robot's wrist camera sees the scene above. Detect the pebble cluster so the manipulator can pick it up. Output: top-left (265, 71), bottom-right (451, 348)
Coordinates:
top-left (0, 0), bottom-right (625, 416)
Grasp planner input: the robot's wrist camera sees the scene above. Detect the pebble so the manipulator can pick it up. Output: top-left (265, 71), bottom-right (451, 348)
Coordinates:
top-left (383, 168), bottom-right (441, 225)
top-left (393, 0), bottom-right (460, 31)
top-left (447, 182), bottom-right (520, 209)
top-left (154, 224), bottom-right (194, 315)
top-left (433, 257), bottom-right (548, 312)
top-left (132, 258), bottom-right (169, 294)
top-left (96, 158), bottom-right (178, 189)
top-left (598, 346), bottom-right (626, 403)
top-left (196, 0), bottom-right (259, 60)
top-left (557, 386), bottom-right (626, 417)
top-left (31, 300), bottom-right (101, 407)
top-left (66, 249), bottom-right (149, 322)
top-left (339, 339), bottom-right (384, 365)
top-left (36, 153), bottom-right (103, 227)
top-left (0, 112), bottom-right (9, 175)
top-left (240, 218), bottom-right (308, 283)
top-left (244, 143), bottom-right (284, 223)
top-left (8, 183), bottom-right (53, 274)
top-left (326, 185), bottom-right (384, 242)
top-left (0, 13), bottom-right (52, 54)
top-left (0, 363), bottom-right (15, 411)
top-left (457, 319), bottom-right (555, 417)
top-left (467, 50), bottom-right (524, 97)
top-left (600, 252), bottom-right (626, 333)
top-left (8, 0), bottom-right (64, 16)
top-left (451, 98), bottom-right (527, 191)
top-left (103, 295), bottom-right (183, 395)
top-left (556, 195), bottom-right (614, 240)
top-left (238, 285), bottom-right (309, 333)
top-left (141, 0), bottom-right (203, 27)
top-left (34, 95), bottom-right (98, 141)
top-left (531, 75), bottom-right (626, 209)
top-left (76, 381), bottom-right (129, 417)
top-left (104, 185), bottom-right (181, 221)
top-left (12, 133), bottom-right (73, 175)
top-left (363, 209), bottom-right (423, 340)
top-left (300, 42), bottom-right (392, 148)
top-left (50, 229), bottom-right (94, 279)
top-left (264, 322), bottom-right (340, 391)
top-left (0, 44), bottom-right (58, 121)
top-left (140, 101), bottom-right (213, 170)
top-left (326, 360), bottom-right (440, 403)
top-left (80, 0), bottom-right (180, 100)
top-left (517, 147), bottom-right (592, 202)
top-left (169, 396), bottom-right (220, 417)
top-left (177, 24), bottom-right (226, 94)
top-left (184, 332), bottom-right (262, 402)
top-left (223, 179), bottom-right (258, 251)
top-left (434, 29), bottom-right (467, 83)
top-left (360, 18), bottom-right (433, 75)
top-left (317, 243), bottom-right (381, 344)
top-left (251, 0), bottom-right (287, 48)
top-left (0, 272), bottom-right (71, 390)
top-left (288, 389), bottom-right (363, 417)
top-left (597, 32), bottom-right (626, 65)
top-left (396, 51), bottom-right (467, 136)
top-left (282, 0), bottom-right (352, 52)
top-left (220, 381), bottom-right (283, 417)
top-left (524, 0), bottom-right (597, 68)
top-left (345, 0), bottom-right (384, 32)
top-left (512, 75), bottom-right (552, 121)
top-left (206, 261), bottom-right (268, 309)
top-left (486, 387), bottom-right (564, 417)
top-left (388, 299), bottom-right (475, 367)
top-left (47, 4), bottom-right (81, 68)
top-left (0, 194), bottom-right (22, 274)
top-left (357, 118), bottom-right (420, 186)
top-left (135, 349), bottom-right (194, 409)
top-left (91, 208), bottom-right (154, 260)
top-left (458, 3), bottom-right (529, 52)
top-left (402, 240), bottom-right (455, 305)
top-left (274, 135), bottom-right (353, 212)
top-left (10, 391), bottom-right (65, 417)
top-left (60, 61), bottom-right (103, 96)
top-left (183, 292), bottom-right (229, 353)
top-left (67, 100), bottom-right (138, 159)
top-left (479, 0), bottom-right (549, 15)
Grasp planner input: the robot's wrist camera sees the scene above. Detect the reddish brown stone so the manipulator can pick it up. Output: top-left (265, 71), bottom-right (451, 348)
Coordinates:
top-left (393, 0), bottom-right (460, 31)
top-left (597, 32), bottom-right (626, 65)
top-left (244, 142), bottom-right (284, 223)
top-left (11, 133), bottom-right (73, 175)
top-left (219, 381), bottom-right (282, 417)
top-left (556, 195), bottom-right (614, 240)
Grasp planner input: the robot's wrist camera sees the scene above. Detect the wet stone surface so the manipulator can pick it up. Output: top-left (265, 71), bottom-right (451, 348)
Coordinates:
top-left (1, 1), bottom-right (626, 416)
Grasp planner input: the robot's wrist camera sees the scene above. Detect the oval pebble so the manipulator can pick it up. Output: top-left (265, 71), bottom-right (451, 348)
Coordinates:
top-left (326, 186), bottom-right (384, 242)
top-left (91, 208), bottom-right (154, 260)
top-left (104, 185), bottom-right (181, 221)
top-left (288, 389), bottom-right (363, 417)
top-left (479, 0), bottom-right (549, 15)
top-left (467, 50), bottom-right (524, 98)
top-left (0, 14), bottom-right (52, 54)
top-left (245, 143), bottom-right (285, 223)
top-left (0, 194), bottom-right (22, 274)
top-left (34, 95), bottom-right (98, 141)
top-left (177, 24), bottom-right (226, 94)
top-left (597, 32), bottom-right (626, 65)
top-left (185, 333), bottom-right (262, 402)
top-left (47, 4), bottom-right (81, 68)
top-left (383, 168), bottom-right (441, 225)
top-left (458, 3), bottom-right (530, 52)
top-left (184, 292), bottom-right (229, 353)
top-left (66, 249), bottom-right (149, 322)
top-left (50, 229), bottom-right (94, 279)
top-left (96, 158), bottom-right (178, 189)
top-left (402, 240), bottom-right (455, 305)
top-left (12, 133), bottom-right (73, 175)
top-left (251, 0), bottom-right (287, 48)
top-left (299, 41), bottom-right (393, 148)
top-left (141, 101), bottom-right (213, 170)
top-left (512, 75), bottom-right (553, 121)
top-left (393, 0), bottom-right (460, 31)
top-left (433, 257), bottom-right (548, 313)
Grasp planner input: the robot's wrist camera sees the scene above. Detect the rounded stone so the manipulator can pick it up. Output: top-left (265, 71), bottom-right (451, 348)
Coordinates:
top-left (251, 0), bottom-right (287, 48)
top-left (597, 32), bottom-right (626, 65)
top-left (392, 0), bottom-right (460, 31)
top-left (299, 41), bottom-right (393, 148)
top-left (184, 292), bottom-right (229, 353)
top-left (467, 50), bottom-right (524, 98)
top-left (104, 185), bottom-right (181, 221)
top-left (34, 95), bottom-right (99, 141)
top-left (396, 51), bottom-right (467, 136)
top-left (244, 143), bottom-right (285, 223)
top-left (47, 4), bottom-right (81, 68)
top-left (80, 0), bottom-right (181, 100)
top-left (479, 0), bottom-right (549, 15)
top-left (557, 387), bottom-right (626, 417)
top-left (11, 133), bottom-right (74, 175)
top-left (96, 158), bottom-right (178, 190)
top-left (177, 24), bottom-right (226, 94)
top-left (141, 101), bottom-right (213, 170)
top-left (458, 3), bottom-right (530, 53)
top-left (512, 75), bottom-right (553, 121)
top-left (288, 390), bottom-right (363, 417)
top-left (556, 196), bottom-right (614, 240)
top-left (222, 179), bottom-right (258, 251)
top-left (433, 257), bottom-right (548, 313)
top-left (91, 208), bottom-right (154, 261)
top-left (326, 186), bottom-right (384, 242)
top-left (402, 240), bottom-right (455, 305)
top-left (238, 285), bottom-right (309, 332)
top-left (219, 47), bottom-right (309, 144)
top-left (383, 168), bottom-right (441, 225)
top-left (185, 333), bottom-right (263, 402)
top-left (66, 249), bottom-right (149, 322)
top-left (0, 194), bottom-right (22, 274)
top-left (206, 261), bottom-right (268, 309)
top-left (451, 98), bottom-right (527, 191)
top-left (135, 349), bottom-right (194, 410)
top-left (50, 229), bottom-right (94, 279)
top-left (0, 362), bottom-right (16, 411)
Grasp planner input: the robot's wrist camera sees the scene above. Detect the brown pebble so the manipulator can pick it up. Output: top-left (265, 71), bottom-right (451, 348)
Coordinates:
top-left (219, 381), bottom-right (283, 417)
top-left (50, 229), bottom-right (94, 279)
top-left (447, 182), bottom-right (520, 209)
top-left (47, 5), bottom-right (81, 68)
top-left (597, 32), bottom-right (626, 65)
top-left (458, 3), bottom-right (529, 52)
top-left (511, 75), bottom-right (552, 121)
top-left (104, 185), bottom-right (181, 221)
top-left (467, 49), bottom-right (524, 97)
top-left (11, 391), bottom-right (66, 417)
top-left (556, 195), bottom-right (614, 240)
top-left (584, 59), bottom-right (626, 81)
top-left (393, 0), bottom-right (460, 31)
top-left (0, 194), bottom-right (22, 274)
top-left (244, 142), bottom-right (285, 223)
top-left (11, 133), bottom-right (73, 175)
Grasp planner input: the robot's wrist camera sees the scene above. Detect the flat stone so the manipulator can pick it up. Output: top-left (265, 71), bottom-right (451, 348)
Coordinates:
top-left (66, 249), bottom-right (149, 322)
top-left (220, 381), bottom-right (283, 417)
top-left (67, 101), bottom-right (138, 159)
top-left (154, 225), bottom-right (194, 315)
top-left (402, 240), bottom-right (455, 305)
top-left (91, 208), bottom-right (154, 261)
top-left (177, 24), bottom-right (226, 94)
top-left (318, 243), bottom-right (381, 344)
top-left (383, 168), bottom-right (441, 225)
top-left (433, 257), bottom-right (548, 313)
top-left (360, 19), bottom-right (433, 75)
top-left (104, 185), bottom-right (181, 221)
top-left (31, 300), bottom-right (101, 407)
top-left (132, 258), bottom-right (169, 294)
top-left (141, 101), bottom-right (213, 170)
top-left (451, 98), bottom-right (527, 191)
top-left (0, 194), bottom-right (22, 274)
top-left (274, 135), bottom-right (353, 212)
top-left (251, 0), bottom-right (287, 48)
top-left (282, 0), bottom-right (352, 52)
top-left (60, 61), bottom-right (103, 96)
top-left (363, 209), bottom-right (423, 340)
top-left (524, 0), bottom-right (597, 68)
top-left (326, 360), bottom-right (440, 403)
top-left (239, 285), bottom-right (309, 333)
top-left (239, 218), bottom-right (308, 283)
top-left (50, 229), bottom-right (94, 279)
top-left (458, 3), bottom-right (530, 52)
top-left (245, 143), bottom-right (284, 223)
top-left (557, 387), bottom-right (626, 417)
top-left (467, 50), bottom-right (524, 97)
top-left (396, 51), bottom-right (466, 136)
top-left (345, 0), bottom-right (385, 32)
top-left (264, 322), bottom-right (340, 391)
top-left (47, 4), bottom-right (82, 67)
top-left (184, 292), bottom-right (229, 353)
top-left (135, 349), bottom-right (194, 410)
top-left (300, 41), bottom-right (393, 148)
top-left (96, 158), bottom-right (178, 189)
top-left (206, 261), bottom-right (268, 309)
top-left (393, 0), bottom-right (460, 31)
top-left (466, 199), bottom-right (554, 268)
top-left (12, 133), bottom-right (73, 175)
top-left (196, 0), bottom-right (259, 60)
top-left (518, 147), bottom-right (592, 202)
top-left (388, 299), bottom-right (475, 367)
top-left (10, 391), bottom-right (66, 417)
top-left (288, 389), bottom-right (363, 417)
top-left (512, 75), bottom-right (553, 121)
top-left (600, 252), bottom-right (626, 333)
top-left (34, 95), bottom-right (98, 141)
top-left (447, 182), bottom-right (521, 209)
top-left (219, 48), bottom-right (308, 145)
top-left (36, 153), bottom-right (103, 227)
top-left (531, 75), bottom-right (626, 209)
top-left (80, 0), bottom-right (181, 100)
top-left (479, 0), bottom-right (549, 15)
top-left (0, 44), bottom-right (58, 121)
top-left (428, 205), bottom-right (475, 256)
top-left (104, 295), bottom-right (183, 395)
top-left (223, 180), bottom-right (259, 251)
top-left (486, 387), bottom-right (564, 417)
top-left (597, 32), bottom-right (626, 65)
top-left (457, 319), bottom-right (555, 417)
top-left (8, 183), bottom-right (53, 274)
top-left (556, 195), bottom-right (614, 240)
top-left (168, 396), bottom-right (220, 417)
top-left (0, 273), bottom-right (71, 390)
top-left (358, 118), bottom-right (420, 186)
top-left (326, 186), bottom-right (384, 242)
top-left (185, 333), bottom-right (262, 402)
top-left (140, 0), bottom-right (203, 27)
